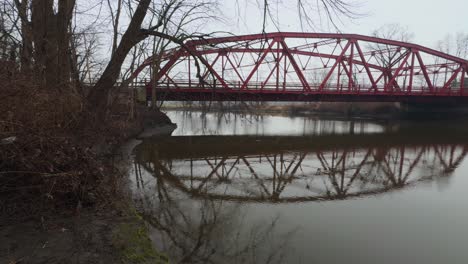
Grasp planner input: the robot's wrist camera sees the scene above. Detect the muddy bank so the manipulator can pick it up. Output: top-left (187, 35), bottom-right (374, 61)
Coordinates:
top-left (0, 204), bottom-right (171, 264)
top-left (0, 109), bottom-right (174, 264)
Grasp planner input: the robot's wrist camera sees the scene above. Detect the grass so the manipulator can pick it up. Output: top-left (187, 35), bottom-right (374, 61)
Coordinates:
top-left (112, 208), bottom-right (169, 264)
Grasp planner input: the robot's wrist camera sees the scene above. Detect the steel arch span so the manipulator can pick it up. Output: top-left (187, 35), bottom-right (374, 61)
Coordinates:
top-left (132, 32), bottom-right (468, 103)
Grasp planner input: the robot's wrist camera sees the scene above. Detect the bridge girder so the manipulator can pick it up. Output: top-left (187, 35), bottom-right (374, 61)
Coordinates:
top-left (130, 32), bottom-right (468, 102)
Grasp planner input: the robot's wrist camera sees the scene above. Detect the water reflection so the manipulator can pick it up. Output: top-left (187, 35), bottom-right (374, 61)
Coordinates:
top-left (168, 110), bottom-right (384, 136)
top-left (131, 111), bottom-right (468, 263)
top-left (136, 179), bottom-right (294, 264)
top-left (135, 137), bottom-right (467, 203)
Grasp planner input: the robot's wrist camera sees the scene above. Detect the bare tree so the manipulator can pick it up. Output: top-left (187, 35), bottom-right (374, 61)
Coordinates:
top-left (435, 32), bottom-right (468, 87)
top-left (437, 32), bottom-right (468, 60)
top-left (106, 0), bottom-right (122, 56)
top-left (370, 24), bottom-right (414, 67)
top-left (2, 0), bottom-right (361, 122)
top-left (258, 0), bottom-right (361, 32)
top-left (369, 23), bottom-right (414, 88)
top-left (0, 1), bottom-right (22, 71)
top-left (4, 0), bottom-right (77, 90)
top-left (86, 0), bottom-right (219, 121)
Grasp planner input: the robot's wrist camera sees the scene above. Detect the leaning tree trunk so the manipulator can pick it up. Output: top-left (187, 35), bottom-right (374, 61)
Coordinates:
top-left (86, 0), bottom-right (151, 122)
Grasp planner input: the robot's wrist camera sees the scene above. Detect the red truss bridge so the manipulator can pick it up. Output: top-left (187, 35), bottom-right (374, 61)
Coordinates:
top-left (131, 32), bottom-right (468, 103)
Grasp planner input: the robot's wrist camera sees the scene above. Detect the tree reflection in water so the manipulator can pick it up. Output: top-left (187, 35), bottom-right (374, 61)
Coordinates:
top-left (132, 131), bottom-right (468, 263)
top-left (134, 170), bottom-right (296, 264)
top-left (171, 109), bottom-right (384, 136)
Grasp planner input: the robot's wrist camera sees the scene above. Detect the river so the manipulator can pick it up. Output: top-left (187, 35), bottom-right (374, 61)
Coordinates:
top-left (129, 110), bottom-right (468, 264)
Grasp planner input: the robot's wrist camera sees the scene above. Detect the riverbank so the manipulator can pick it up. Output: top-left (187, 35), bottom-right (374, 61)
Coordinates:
top-left (2, 97), bottom-right (466, 263)
top-left (0, 80), bottom-right (174, 264)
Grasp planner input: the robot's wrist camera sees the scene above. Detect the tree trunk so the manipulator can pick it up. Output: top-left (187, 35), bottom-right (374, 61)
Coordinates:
top-left (107, 0), bottom-right (123, 56)
top-left (31, 0), bottom-right (53, 85)
top-left (30, 0), bottom-right (74, 90)
top-left (86, 0), bottom-right (151, 121)
top-left (56, 0), bottom-right (75, 89)
top-left (16, 0), bottom-right (33, 72)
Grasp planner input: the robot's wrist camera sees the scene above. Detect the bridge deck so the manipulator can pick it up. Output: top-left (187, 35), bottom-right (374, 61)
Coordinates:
top-left (149, 87), bottom-right (468, 103)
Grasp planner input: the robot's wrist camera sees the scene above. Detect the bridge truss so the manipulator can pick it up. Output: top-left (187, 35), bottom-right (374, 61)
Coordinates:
top-left (131, 32), bottom-right (468, 103)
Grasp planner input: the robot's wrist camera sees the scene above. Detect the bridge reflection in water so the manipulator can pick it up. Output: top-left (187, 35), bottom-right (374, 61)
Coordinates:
top-left (134, 135), bottom-right (467, 203)
top-left (131, 126), bottom-right (468, 264)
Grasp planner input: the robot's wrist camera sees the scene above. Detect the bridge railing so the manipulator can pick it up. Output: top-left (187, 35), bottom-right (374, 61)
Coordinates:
top-left (133, 78), bottom-right (467, 96)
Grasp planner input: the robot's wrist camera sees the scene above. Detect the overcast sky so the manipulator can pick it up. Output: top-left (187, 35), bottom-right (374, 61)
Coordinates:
top-left (208, 0), bottom-right (468, 49)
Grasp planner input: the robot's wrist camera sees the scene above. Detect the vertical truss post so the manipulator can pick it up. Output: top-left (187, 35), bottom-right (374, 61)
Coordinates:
top-left (319, 41), bottom-right (352, 92)
top-left (276, 41), bottom-right (280, 92)
top-left (348, 40), bottom-right (355, 91)
top-left (461, 67), bottom-right (466, 95)
top-left (401, 147), bottom-right (425, 182)
top-left (408, 52), bottom-right (415, 93)
top-left (278, 38), bottom-right (311, 92)
top-left (221, 52), bottom-right (225, 80)
top-left (200, 54), bottom-right (221, 79)
top-left (261, 53), bottom-right (285, 90)
top-left (226, 55), bottom-right (245, 86)
top-left (211, 60), bottom-right (231, 90)
top-left (415, 51), bottom-right (434, 93)
top-left (355, 41), bottom-right (377, 90)
top-left (337, 62), bottom-right (341, 92)
top-left (283, 55), bottom-right (287, 91)
top-left (340, 152), bottom-right (346, 191)
top-left (153, 49), bottom-right (183, 85)
top-left (384, 52), bottom-right (411, 92)
top-left (188, 55), bottom-right (191, 88)
top-left (449, 145), bottom-right (455, 166)
top-left (273, 154), bottom-right (277, 191)
top-left (341, 61), bottom-right (354, 92)
top-left (442, 67), bottom-right (462, 92)
top-left (194, 50), bottom-right (231, 90)
top-left (398, 147), bottom-right (405, 181)
top-left (241, 39), bottom-right (277, 90)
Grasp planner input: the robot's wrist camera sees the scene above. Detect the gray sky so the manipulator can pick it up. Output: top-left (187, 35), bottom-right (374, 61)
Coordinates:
top-left (210, 0), bottom-right (468, 49)
top-left (76, 0), bottom-right (468, 78)
top-left (347, 0), bottom-right (468, 47)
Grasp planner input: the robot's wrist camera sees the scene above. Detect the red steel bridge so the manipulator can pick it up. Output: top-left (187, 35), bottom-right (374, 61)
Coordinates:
top-left (131, 32), bottom-right (468, 103)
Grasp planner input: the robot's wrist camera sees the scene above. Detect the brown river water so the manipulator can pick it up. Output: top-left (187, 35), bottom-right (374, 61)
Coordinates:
top-left (129, 110), bottom-right (468, 264)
